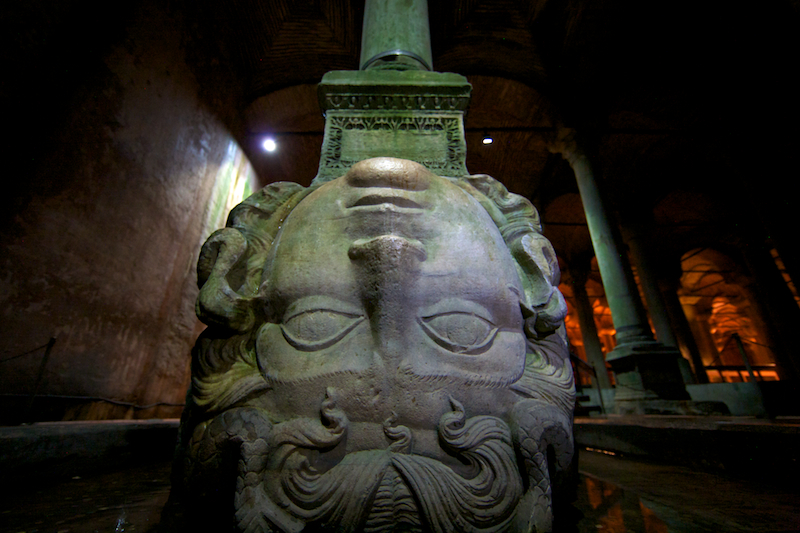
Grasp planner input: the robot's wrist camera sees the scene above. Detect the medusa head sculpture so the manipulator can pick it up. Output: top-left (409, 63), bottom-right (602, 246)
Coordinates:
top-left (169, 158), bottom-right (575, 533)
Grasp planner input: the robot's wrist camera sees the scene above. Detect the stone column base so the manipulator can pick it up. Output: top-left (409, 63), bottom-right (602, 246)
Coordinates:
top-left (613, 398), bottom-right (731, 416)
top-left (606, 342), bottom-right (729, 415)
top-left (607, 342), bottom-right (689, 400)
top-left (605, 341), bottom-right (728, 415)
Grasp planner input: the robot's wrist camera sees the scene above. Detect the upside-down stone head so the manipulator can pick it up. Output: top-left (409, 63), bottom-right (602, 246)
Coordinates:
top-left (171, 158), bottom-right (575, 533)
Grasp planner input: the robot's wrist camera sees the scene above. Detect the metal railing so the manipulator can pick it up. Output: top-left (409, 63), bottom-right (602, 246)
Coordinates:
top-left (570, 352), bottom-right (607, 415)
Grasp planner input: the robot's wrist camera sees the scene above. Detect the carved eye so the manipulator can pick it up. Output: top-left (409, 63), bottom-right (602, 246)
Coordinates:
top-left (281, 309), bottom-right (365, 351)
top-left (419, 312), bottom-right (499, 355)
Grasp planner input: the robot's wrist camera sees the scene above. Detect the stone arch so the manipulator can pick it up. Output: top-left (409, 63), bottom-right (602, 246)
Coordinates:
top-left (678, 247), bottom-right (780, 382)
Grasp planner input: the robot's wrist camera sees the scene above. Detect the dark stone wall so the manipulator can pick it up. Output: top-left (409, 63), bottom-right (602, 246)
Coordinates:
top-left (0, 1), bottom-right (254, 422)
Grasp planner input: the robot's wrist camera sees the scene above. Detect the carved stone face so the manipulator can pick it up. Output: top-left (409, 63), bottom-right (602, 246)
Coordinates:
top-left (256, 158), bottom-right (527, 426)
top-left (180, 158), bottom-right (575, 533)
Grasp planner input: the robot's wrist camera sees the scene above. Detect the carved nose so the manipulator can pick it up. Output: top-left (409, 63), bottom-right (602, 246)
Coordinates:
top-left (345, 158), bottom-right (431, 191)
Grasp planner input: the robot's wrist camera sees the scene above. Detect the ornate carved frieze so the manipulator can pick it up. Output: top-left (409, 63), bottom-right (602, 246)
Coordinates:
top-left (318, 112), bottom-right (467, 181)
top-left (315, 70), bottom-right (472, 181)
top-left (322, 93), bottom-right (469, 112)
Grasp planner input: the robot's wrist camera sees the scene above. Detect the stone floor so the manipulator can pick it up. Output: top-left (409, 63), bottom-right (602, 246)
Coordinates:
top-left (573, 450), bottom-right (799, 532)
top-left (0, 460), bottom-right (170, 533)
top-left (2, 449), bottom-right (798, 532)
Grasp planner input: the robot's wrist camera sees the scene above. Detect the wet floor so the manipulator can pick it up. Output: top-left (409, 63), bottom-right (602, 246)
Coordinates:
top-left (571, 474), bottom-right (671, 533)
top-left (0, 461), bottom-right (170, 533)
top-left (576, 450), bottom-right (799, 533)
top-left (1, 451), bottom-right (798, 532)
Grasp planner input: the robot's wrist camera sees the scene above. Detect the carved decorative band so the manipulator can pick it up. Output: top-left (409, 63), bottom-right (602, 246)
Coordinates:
top-left (317, 112), bottom-right (468, 180)
top-left (323, 93), bottom-right (470, 112)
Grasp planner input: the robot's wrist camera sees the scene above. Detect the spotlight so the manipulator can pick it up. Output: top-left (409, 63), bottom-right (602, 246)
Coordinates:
top-left (262, 138), bottom-right (277, 152)
top-left (482, 130), bottom-right (493, 145)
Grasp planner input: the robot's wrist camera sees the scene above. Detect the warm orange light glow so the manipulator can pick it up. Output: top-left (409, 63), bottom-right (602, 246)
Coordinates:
top-left (559, 281), bottom-right (614, 387)
top-left (679, 248), bottom-right (781, 381)
top-left (759, 370), bottom-right (779, 381)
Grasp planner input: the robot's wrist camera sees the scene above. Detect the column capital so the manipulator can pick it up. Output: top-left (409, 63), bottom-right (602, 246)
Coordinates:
top-left (547, 127), bottom-right (586, 165)
top-left (564, 255), bottom-right (593, 287)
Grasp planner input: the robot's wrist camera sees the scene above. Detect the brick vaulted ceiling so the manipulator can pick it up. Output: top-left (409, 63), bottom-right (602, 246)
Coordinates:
top-left (26, 0), bottom-right (796, 273)
top-left (181, 0), bottom-right (799, 272)
top-left (1, 0), bottom-right (798, 416)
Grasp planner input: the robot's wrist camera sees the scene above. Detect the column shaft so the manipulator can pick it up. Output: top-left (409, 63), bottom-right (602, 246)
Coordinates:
top-left (551, 130), bottom-right (701, 412)
top-left (360, 0), bottom-right (432, 71)
top-left (662, 287), bottom-right (710, 383)
top-left (562, 151), bottom-right (653, 346)
top-left (625, 228), bottom-right (697, 384)
top-left (740, 241), bottom-right (800, 381)
top-left (625, 230), bottom-right (677, 347)
top-left (572, 279), bottom-right (612, 389)
top-left (683, 303), bottom-right (722, 371)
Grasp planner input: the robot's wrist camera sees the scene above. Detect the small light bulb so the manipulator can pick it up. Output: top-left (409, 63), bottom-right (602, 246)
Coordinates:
top-left (482, 136), bottom-right (493, 145)
top-left (262, 138), bottom-right (277, 152)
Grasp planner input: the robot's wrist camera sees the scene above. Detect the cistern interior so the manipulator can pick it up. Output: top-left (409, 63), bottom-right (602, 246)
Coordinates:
top-left (1, 1), bottom-right (799, 532)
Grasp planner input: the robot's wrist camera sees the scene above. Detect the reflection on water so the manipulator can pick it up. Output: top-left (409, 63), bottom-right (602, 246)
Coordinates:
top-left (573, 475), bottom-right (669, 533)
top-left (1, 461), bottom-right (170, 533)
top-left (2, 460), bottom-right (669, 533)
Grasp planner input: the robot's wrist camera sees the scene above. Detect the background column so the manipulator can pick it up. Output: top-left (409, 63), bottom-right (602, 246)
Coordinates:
top-left (625, 224), bottom-right (696, 384)
top-left (571, 265), bottom-right (612, 390)
top-left (550, 129), bottom-right (693, 413)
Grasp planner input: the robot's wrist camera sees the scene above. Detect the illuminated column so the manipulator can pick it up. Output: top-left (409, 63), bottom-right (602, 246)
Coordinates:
top-left (316, 0), bottom-right (471, 182)
top-left (625, 225), bottom-right (696, 384)
top-left (683, 300), bottom-right (723, 377)
top-left (571, 266), bottom-right (612, 390)
top-left (360, 0), bottom-right (432, 71)
top-left (739, 240), bottom-right (800, 381)
top-left (738, 281), bottom-right (797, 379)
top-left (550, 129), bottom-right (692, 413)
top-left (623, 226), bottom-right (677, 346)
top-left (661, 277), bottom-right (710, 383)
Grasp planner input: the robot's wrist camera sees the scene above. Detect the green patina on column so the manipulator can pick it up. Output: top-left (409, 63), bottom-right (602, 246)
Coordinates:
top-left (564, 147), bottom-right (654, 347)
top-left (360, 0), bottom-right (432, 71)
top-left (625, 225), bottom-right (698, 385)
top-left (571, 269), bottom-right (612, 390)
top-left (550, 129), bottom-right (724, 413)
top-left (314, 0), bottom-right (470, 183)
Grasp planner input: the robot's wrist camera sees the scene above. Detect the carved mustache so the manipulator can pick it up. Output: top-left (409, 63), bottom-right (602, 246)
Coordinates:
top-left (239, 396), bottom-right (524, 533)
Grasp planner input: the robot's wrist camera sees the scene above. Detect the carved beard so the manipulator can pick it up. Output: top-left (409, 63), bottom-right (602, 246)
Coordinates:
top-left (234, 396), bottom-right (524, 533)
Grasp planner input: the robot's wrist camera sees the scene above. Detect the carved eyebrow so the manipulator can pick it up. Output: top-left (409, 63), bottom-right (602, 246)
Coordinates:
top-left (282, 295), bottom-right (364, 320)
top-left (349, 194), bottom-right (424, 209)
top-left (283, 306), bottom-right (361, 323)
top-left (418, 298), bottom-right (494, 321)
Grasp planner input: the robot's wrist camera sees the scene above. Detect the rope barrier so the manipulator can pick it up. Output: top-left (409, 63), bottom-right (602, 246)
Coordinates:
top-left (0, 341), bottom-right (51, 364)
top-left (1, 393), bottom-right (184, 410)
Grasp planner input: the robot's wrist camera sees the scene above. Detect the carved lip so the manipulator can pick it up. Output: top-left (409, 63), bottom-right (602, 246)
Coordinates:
top-left (348, 191), bottom-right (426, 211)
